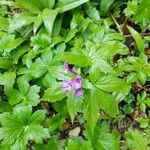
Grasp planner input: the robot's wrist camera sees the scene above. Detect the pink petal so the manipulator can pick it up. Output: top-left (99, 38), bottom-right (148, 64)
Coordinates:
top-left (75, 88), bottom-right (83, 96)
top-left (71, 76), bottom-right (82, 90)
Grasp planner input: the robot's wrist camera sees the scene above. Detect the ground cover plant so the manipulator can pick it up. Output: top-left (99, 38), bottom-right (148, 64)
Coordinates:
top-left (0, 0), bottom-right (150, 149)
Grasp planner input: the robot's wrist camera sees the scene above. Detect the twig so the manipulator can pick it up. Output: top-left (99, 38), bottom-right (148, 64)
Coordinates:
top-left (110, 13), bottom-right (123, 34)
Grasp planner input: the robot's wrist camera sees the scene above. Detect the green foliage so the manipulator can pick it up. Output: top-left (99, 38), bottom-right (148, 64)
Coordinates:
top-left (65, 138), bottom-right (92, 150)
top-left (125, 128), bottom-right (149, 150)
top-left (0, 105), bottom-right (50, 149)
top-left (0, 0), bottom-right (149, 149)
top-left (117, 53), bottom-right (150, 84)
top-left (67, 91), bottom-right (83, 123)
top-left (85, 121), bottom-right (120, 150)
top-left (124, 0), bottom-right (137, 18)
top-left (100, 0), bottom-right (115, 16)
top-left (64, 52), bottom-right (92, 67)
top-left (134, 0), bottom-right (150, 30)
top-left (0, 32), bottom-right (23, 53)
top-left (127, 26), bottom-right (144, 53)
top-left (137, 91), bottom-right (150, 112)
top-left (125, 0), bottom-right (150, 30)
top-left (42, 9), bottom-right (59, 35)
top-left (35, 136), bottom-right (59, 150)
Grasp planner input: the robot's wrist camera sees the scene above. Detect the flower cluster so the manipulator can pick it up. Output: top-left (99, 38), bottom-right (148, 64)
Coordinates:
top-left (62, 63), bottom-right (83, 96)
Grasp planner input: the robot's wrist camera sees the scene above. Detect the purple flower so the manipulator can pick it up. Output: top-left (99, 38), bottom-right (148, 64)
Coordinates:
top-left (62, 79), bottom-right (72, 92)
top-left (75, 88), bottom-right (83, 97)
top-left (62, 62), bottom-right (83, 96)
top-left (64, 62), bottom-right (77, 74)
top-left (61, 76), bottom-right (83, 97)
top-left (71, 76), bottom-right (82, 89)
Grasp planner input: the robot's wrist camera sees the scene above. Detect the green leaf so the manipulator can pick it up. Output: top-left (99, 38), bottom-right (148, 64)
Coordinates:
top-left (16, 0), bottom-right (41, 14)
top-left (11, 45), bottom-right (31, 64)
top-left (0, 57), bottom-right (13, 69)
top-left (124, 0), bottom-right (137, 18)
top-left (42, 9), bottom-right (58, 35)
top-left (29, 58), bottom-right (47, 78)
top-left (100, 0), bottom-right (114, 16)
top-left (9, 13), bottom-right (35, 33)
top-left (7, 89), bottom-right (22, 105)
top-left (26, 85), bottom-right (40, 106)
top-left (59, 0), bottom-right (89, 13)
top-left (67, 91), bottom-right (83, 123)
top-left (0, 16), bottom-right (9, 31)
top-left (95, 75), bottom-right (131, 95)
top-left (127, 26), bottom-right (144, 53)
top-left (65, 29), bottom-right (78, 42)
top-left (42, 0), bottom-right (55, 9)
top-left (46, 114), bottom-right (65, 131)
top-left (0, 72), bottom-right (16, 94)
top-left (42, 84), bottom-right (66, 103)
top-left (96, 90), bottom-right (118, 117)
top-left (125, 128), bottom-right (149, 150)
top-left (65, 138), bottom-right (92, 150)
top-left (136, 118), bottom-right (149, 128)
top-left (134, 0), bottom-right (150, 30)
top-left (8, 76), bottom-right (40, 106)
top-left (52, 15), bottom-right (63, 36)
top-left (35, 136), bottom-right (58, 150)
top-left (97, 122), bottom-right (120, 150)
top-left (0, 32), bottom-right (24, 53)
top-left (0, 105), bottom-right (50, 149)
top-left (92, 59), bottom-right (113, 74)
top-left (83, 90), bottom-right (99, 132)
top-left (33, 13), bottom-right (43, 34)
top-left (31, 33), bottom-right (51, 48)
top-left (0, 101), bottom-right (12, 113)
top-left (84, 2), bottom-right (100, 21)
top-left (64, 52), bottom-right (92, 67)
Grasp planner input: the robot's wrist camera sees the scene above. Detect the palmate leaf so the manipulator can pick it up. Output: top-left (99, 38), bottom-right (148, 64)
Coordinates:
top-left (87, 122), bottom-right (120, 150)
top-left (0, 105), bottom-right (50, 150)
top-left (83, 72), bottom-right (130, 132)
top-left (92, 122), bottom-right (120, 150)
top-left (98, 124), bottom-right (120, 150)
top-left (84, 88), bottom-right (119, 132)
top-left (95, 75), bottom-right (131, 95)
top-left (96, 89), bottom-right (118, 117)
top-left (8, 76), bottom-right (40, 106)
